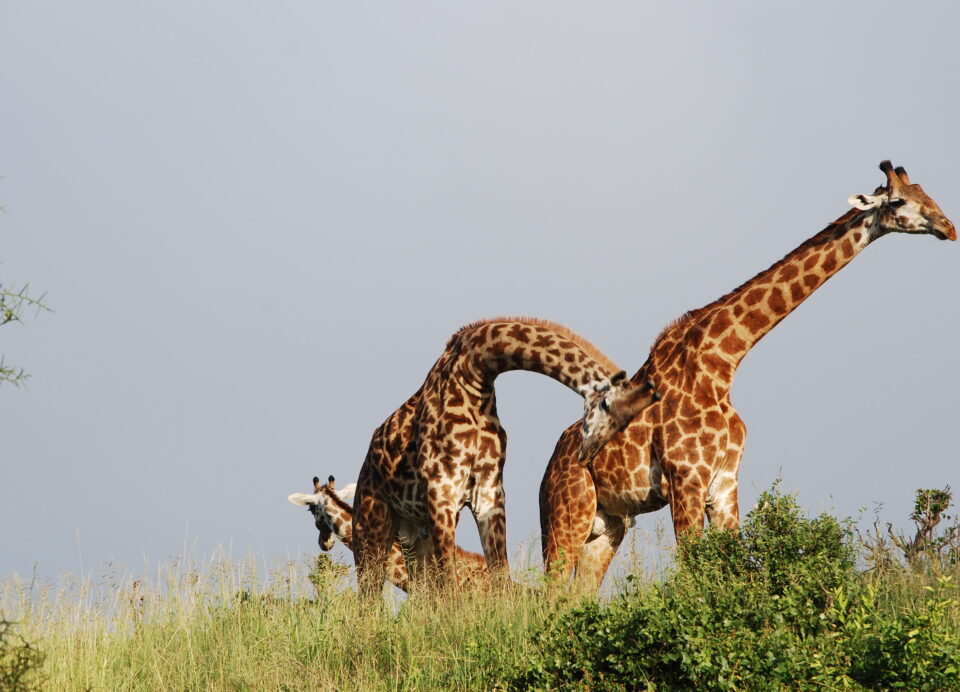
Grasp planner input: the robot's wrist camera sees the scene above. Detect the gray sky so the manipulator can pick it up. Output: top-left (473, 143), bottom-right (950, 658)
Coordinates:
top-left (2, 2), bottom-right (958, 582)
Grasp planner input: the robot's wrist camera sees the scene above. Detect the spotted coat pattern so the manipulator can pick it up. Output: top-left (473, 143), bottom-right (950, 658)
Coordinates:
top-left (539, 162), bottom-right (956, 589)
top-left (352, 317), bottom-right (660, 596)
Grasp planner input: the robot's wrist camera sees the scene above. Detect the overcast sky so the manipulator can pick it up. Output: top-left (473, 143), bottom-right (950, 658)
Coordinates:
top-left (2, 2), bottom-right (958, 584)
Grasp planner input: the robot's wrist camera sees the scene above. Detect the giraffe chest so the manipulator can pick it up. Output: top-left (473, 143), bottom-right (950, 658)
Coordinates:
top-left (590, 392), bottom-right (738, 516)
top-left (415, 400), bottom-right (506, 492)
top-left (591, 426), bottom-right (669, 516)
top-left (594, 458), bottom-right (670, 516)
top-left (416, 422), bottom-right (507, 512)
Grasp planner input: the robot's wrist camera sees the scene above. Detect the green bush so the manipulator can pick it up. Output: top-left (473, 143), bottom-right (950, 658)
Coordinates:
top-left (511, 487), bottom-right (960, 691)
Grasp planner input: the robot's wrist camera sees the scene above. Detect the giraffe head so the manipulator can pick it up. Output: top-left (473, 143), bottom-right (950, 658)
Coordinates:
top-left (847, 161), bottom-right (956, 241)
top-left (287, 475), bottom-right (357, 551)
top-left (578, 373), bottom-right (660, 463)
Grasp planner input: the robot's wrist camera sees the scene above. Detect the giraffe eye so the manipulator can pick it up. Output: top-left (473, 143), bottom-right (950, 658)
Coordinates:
top-left (600, 398), bottom-right (610, 413)
top-left (889, 198), bottom-right (906, 208)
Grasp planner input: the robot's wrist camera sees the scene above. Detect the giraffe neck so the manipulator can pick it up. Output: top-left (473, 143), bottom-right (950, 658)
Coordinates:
top-left (323, 493), bottom-right (354, 548)
top-left (672, 208), bottom-right (878, 375)
top-left (450, 319), bottom-right (619, 396)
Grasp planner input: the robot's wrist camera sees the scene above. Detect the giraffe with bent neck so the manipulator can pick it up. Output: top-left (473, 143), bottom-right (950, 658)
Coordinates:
top-left (353, 316), bottom-right (660, 596)
top-left (539, 161), bottom-right (956, 588)
top-left (288, 476), bottom-right (489, 591)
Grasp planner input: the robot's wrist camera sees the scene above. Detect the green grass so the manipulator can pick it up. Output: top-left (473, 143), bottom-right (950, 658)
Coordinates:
top-left (0, 552), bottom-right (570, 691)
top-left (3, 488), bottom-right (959, 691)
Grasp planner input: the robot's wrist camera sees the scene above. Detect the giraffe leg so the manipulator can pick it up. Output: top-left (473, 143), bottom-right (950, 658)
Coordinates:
top-left (664, 452), bottom-right (713, 537)
top-left (385, 541), bottom-right (411, 593)
top-left (393, 520), bottom-right (430, 592)
top-left (539, 461), bottom-right (595, 586)
top-left (425, 495), bottom-right (461, 588)
top-left (473, 483), bottom-right (509, 575)
top-left (574, 512), bottom-right (627, 592)
top-left (707, 413), bottom-right (746, 530)
top-left (352, 472), bottom-right (397, 600)
top-left (468, 426), bottom-right (509, 579)
top-left (706, 453), bottom-right (742, 530)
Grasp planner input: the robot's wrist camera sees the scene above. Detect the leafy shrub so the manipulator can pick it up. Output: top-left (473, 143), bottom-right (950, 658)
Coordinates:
top-left (511, 486), bottom-right (960, 691)
top-left (827, 576), bottom-right (960, 690)
top-left (889, 487), bottom-right (960, 568)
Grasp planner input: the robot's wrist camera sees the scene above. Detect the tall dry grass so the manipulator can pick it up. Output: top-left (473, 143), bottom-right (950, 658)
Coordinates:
top-left (3, 493), bottom-right (958, 690)
top-left (0, 545), bottom-right (616, 691)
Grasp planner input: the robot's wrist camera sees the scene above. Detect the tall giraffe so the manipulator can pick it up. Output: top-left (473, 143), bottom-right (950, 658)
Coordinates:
top-left (352, 316), bottom-right (660, 596)
top-left (539, 161), bottom-right (955, 588)
top-left (288, 475), bottom-right (489, 591)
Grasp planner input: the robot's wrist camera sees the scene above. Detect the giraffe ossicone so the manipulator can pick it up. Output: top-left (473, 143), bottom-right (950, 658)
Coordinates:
top-left (539, 160), bottom-right (954, 591)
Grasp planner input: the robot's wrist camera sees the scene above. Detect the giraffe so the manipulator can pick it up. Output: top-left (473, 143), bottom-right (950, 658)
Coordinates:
top-left (352, 316), bottom-right (661, 596)
top-left (288, 475), bottom-right (489, 591)
top-left (539, 161), bottom-right (956, 589)
top-left (288, 475), bottom-right (357, 553)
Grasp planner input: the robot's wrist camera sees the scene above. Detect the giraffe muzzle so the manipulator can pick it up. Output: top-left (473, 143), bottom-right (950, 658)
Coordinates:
top-left (940, 220), bottom-right (957, 241)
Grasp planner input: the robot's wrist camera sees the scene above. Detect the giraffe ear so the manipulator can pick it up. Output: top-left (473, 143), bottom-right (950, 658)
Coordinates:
top-left (336, 483), bottom-right (357, 504)
top-left (848, 193), bottom-right (885, 210)
top-left (288, 492), bottom-right (321, 507)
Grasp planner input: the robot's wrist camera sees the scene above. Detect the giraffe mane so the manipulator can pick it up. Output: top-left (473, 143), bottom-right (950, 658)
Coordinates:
top-left (322, 484), bottom-right (355, 514)
top-left (652, 209), bottom-right (862, 345)
top-left (651, 311), bottom-right (695, 347)
top-left (452, 316), bottom-right (621, 374)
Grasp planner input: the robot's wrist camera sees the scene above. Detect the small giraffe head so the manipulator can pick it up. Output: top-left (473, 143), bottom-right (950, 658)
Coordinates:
top-left (287, 475), bottom-right (356, 552)
top-left (578, 373), bottom-right (660, 463)
top-left (847, 161), bottom-right (956, 241)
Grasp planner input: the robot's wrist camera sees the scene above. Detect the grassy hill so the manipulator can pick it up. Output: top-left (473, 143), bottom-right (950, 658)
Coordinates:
top-left (3, 486), bottom-right (959, 691)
